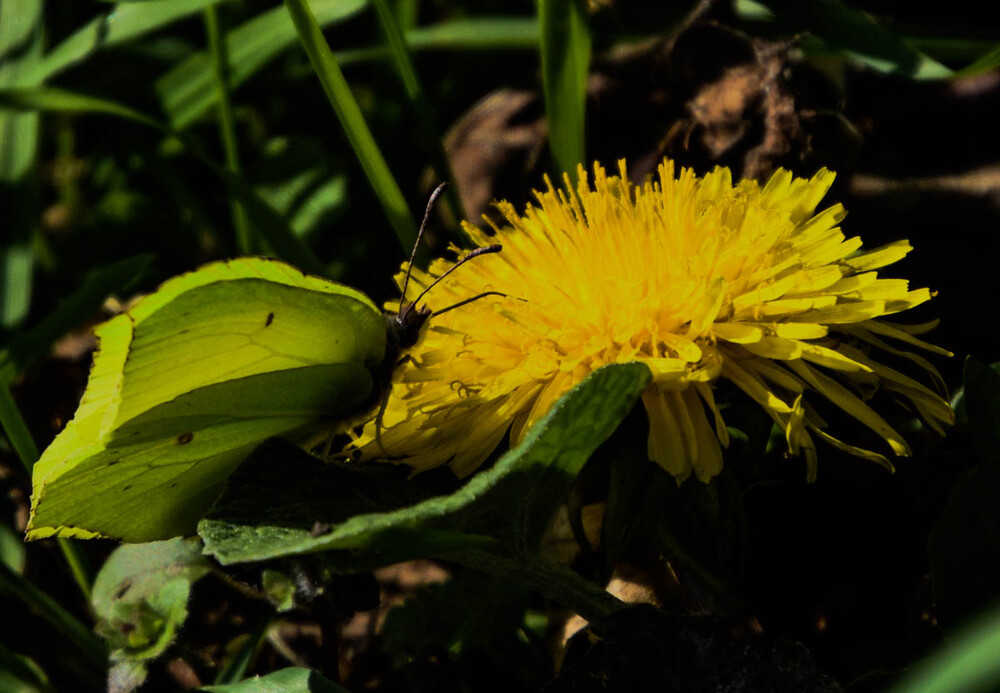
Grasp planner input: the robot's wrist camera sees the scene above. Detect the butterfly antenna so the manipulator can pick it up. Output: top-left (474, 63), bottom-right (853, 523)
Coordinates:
top-left (399, 183), bottom-right (449, 310)
top-left (432, 291), bottom-right (525, 317)
top-left (407, 244), bottom-right (503, 312)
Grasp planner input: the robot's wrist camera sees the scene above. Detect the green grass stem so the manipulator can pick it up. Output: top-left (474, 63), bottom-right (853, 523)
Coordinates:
top-left (204, 4), bottom-right (254, 254)
top-left (283, 0), bottom-right (417, 253)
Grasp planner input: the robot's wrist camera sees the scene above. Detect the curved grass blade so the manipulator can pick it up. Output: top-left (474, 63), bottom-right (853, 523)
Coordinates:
top-left (0, 87), bottom-right (325, 276)
top-left (0, 381), bottom-right (40, 472)
top-left (283, 0), bottom-right (417, 253)
top-left (957, 44), bottom-right (1000, 77)
top-left (159, 13), bottom-right (536, 129)
top-left (328, 17), bottom-right (539, 68)
top-left (0, 561), bottom-right (106, 666)
top-left (158, 0), bottom-right (367, 129)
top-left (370, 0), bottom-right (464, 220)
top-left (1, 379), bottom-right (94, 599)
top-left (212, 619), bottom-right (271, 685)
top-left (0, 254), bottom-right (153, 386)
top-left (754, 0), bottom-right (952, 80)
top-left (23, 0), bottom-right (232, 86)
top-left (538, 0), bottom-right (591, 180)
top-left (0, 641), bottom-right (57, 693)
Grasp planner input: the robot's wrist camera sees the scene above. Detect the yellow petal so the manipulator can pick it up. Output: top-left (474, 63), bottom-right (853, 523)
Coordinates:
top-left (787, 360), bottom-right (910, 456)
top-left (843, 240), bottom-right (912, 272)
top-left (713, 323), bottom-right (764, 344)
top-left (809, 426), bottom-right (895, 473)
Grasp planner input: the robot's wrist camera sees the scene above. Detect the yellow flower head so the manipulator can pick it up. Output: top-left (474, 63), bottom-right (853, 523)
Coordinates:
top-left (350, 159), bottom-right (953, 482)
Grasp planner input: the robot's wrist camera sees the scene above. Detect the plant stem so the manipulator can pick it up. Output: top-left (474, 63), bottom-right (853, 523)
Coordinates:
top-left (0, 380), bottom-right (93, 599)
top-left (0, 561), bottom-right (106, 666)
top-left (204, 4), bottom-right (253, 254)
top-left (370, 0), bottom-right (466, 225)
top-left (283, 0), bottom-right (418, 253)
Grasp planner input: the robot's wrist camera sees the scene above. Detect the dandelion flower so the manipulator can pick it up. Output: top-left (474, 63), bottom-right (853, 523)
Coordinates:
top-left (350, 159), bottom-right (953, 483)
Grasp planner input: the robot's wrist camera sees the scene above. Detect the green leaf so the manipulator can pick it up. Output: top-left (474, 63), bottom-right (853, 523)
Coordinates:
top-left (929, 358), bottom-right (1000, 625)
top-left (28, 257), bottom-right (386, 542)
top-left (199, 362), bottom-right (651, 564)
top-left (157, 0), bottom-right (367, 129)
top-left (283, 0), bottom-right (417, 253)
top-left (754, 0), bottom-right (952, 80)
top-left (888, 601), bottom-right (1000, 693)
top-left (538, 0), bottom-right (591, 178)
top-left (0, 254), bottom-right (152, 386)
top-left (91, 538), bottom-right (210, 663)
top-left (200, 667), bottom-right (351, 693)
top-left (0, 86), bottom-right (325, 275)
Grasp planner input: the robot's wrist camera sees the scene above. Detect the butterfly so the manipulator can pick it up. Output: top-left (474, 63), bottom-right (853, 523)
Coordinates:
top-left (27, 185), bottom-right (500, 543)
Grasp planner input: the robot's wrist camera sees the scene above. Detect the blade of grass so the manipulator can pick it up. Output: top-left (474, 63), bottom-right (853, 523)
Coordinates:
top-left (370, 0), bottom-right (465, 221)
top-left (0, 0), bottom-right (43, 330)
top-left (888, 600), bottom-right (1000, 693)
top-left (0, 381), bottom-right (39, 472)
top-left (754, 0), bottom-right (952, 80)
top-left (958, 44), bottom-right (1000, 77)
top-left (283, 0), bottom-right (417, 253)
top-left (212, 619), bottom-right (272, 684)
top-left (392, 0), bottom-right (419, 31)
top-left (0, 641), bottom-right (57, 693)
top-left (907, 37), bottom-right (998, 62)
top-left (204, 4), bottom-right (253, 254)
top-left (330, 17), bottom-right (539, 67)
top-left (22, 0), bottom-right (231, 86)
top-left (0, 86), bottom-right (326, 276)
top-left (0, 561), bottom-right (106, 666)
top-left (0, 255), bottom-right (152, 386)
top-left (160, 12), bottom-right (535, 129)
top-left (158, 0), bottom-right (368, 129)
top-left (0, 380), bottom-right (93, 600)
top-left (538, 0), bottom-right (591, 180)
